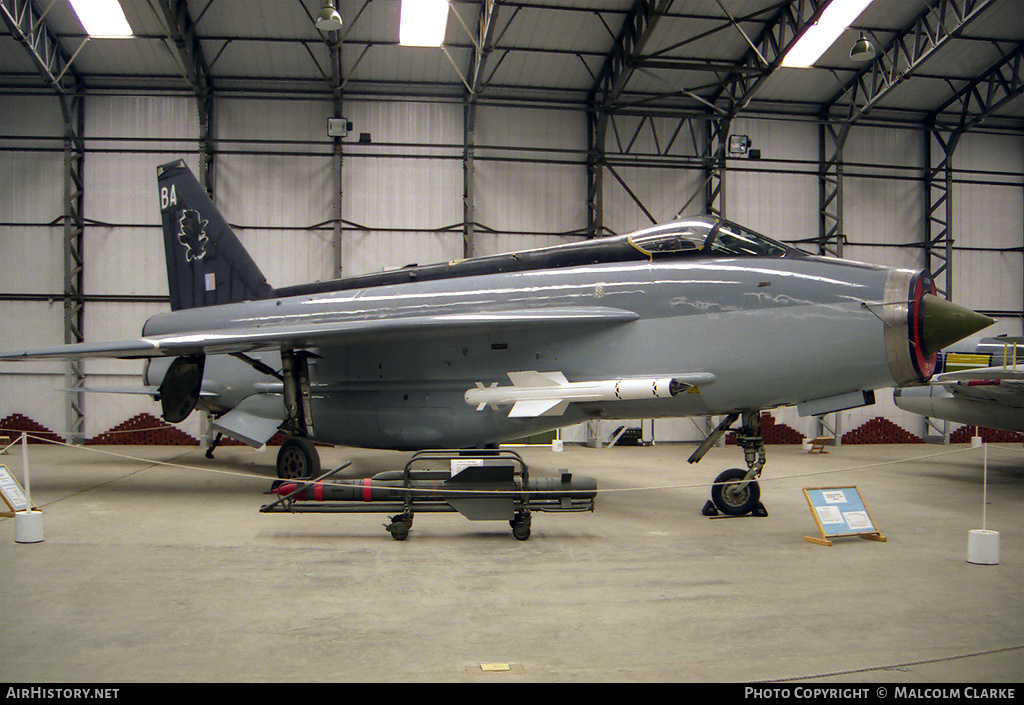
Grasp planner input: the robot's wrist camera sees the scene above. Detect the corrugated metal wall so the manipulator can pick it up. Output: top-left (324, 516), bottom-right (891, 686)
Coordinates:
top-left (1, 92), bottom-right (1021, 445)
top-left (474, 105), bottom-right (587, 252)
top-left (216, 98), bottom-right (335, 286)
top-left (1, 95), bottom-right (85, 440)
top-left (727, 117), bottom-right (819, 244)
top-left (950, 131), bottom-right (1024, 315)
top-left (343, 100), bottom-right (464, 275)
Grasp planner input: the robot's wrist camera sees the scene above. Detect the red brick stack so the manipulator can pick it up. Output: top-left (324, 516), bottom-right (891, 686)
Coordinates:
top-left (726, 412), bottom-right (804, 445)
top-left (950, 425), bottom-right (1024, 444)
top-left (0, 414), bottom-right (63, 444)
top-left (86, 413), bottom-right (199, 446)
top-left (842, 417), bottom-right (924, 444)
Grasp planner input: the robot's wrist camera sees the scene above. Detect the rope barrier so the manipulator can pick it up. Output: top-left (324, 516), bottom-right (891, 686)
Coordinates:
top-left (1, 431), bottom-right (1019, 499)
top-left (4, 431), bottom-right (1017, 683)
top-left (760, 644), bottom-right (1024, 682)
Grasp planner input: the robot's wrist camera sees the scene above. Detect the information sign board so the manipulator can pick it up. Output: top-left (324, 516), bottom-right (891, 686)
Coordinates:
top-left (803, 486), bottom-right (886, 546)
top-left (0, 464), bottom-right (33, 517)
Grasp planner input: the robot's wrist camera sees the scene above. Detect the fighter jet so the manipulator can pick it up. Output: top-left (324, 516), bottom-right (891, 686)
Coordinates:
top-left (894, 336), bottom-right (1023, 433)
top-left (0, 160), bottom-right (995, 516)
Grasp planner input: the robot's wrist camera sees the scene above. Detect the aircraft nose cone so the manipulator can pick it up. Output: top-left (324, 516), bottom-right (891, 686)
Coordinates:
top-left (919, 294), bottom-right (994, 356)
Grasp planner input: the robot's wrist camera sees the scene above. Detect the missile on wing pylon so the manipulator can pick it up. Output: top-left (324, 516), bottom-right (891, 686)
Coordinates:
top-left (465, 370), bottom-right (692, 417)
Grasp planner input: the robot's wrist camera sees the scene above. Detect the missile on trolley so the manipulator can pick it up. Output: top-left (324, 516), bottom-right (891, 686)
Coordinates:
top-left (261, 450), bottom-right (596, 540)
top-left (274, 467), bottom-right (598, 508)
top-left (465, 370), bottom-right (708, 417)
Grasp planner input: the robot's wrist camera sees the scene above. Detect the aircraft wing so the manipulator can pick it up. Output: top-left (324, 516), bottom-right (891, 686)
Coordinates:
top-left (895, 365), bottom-right (1023, 432)
top-left (932, 366), bottom-right (1024, 406)
top-left (58, 385), bottom-right (221, 398)
top-left (0, 305), bottom-right (639, 361)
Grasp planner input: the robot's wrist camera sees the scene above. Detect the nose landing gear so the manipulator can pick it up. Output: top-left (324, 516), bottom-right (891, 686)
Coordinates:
top-left (692, 411), bottom-right (769, 518)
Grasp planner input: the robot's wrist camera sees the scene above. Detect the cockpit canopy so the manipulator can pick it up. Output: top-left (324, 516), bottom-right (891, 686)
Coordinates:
top-left (627, 217), bottom-right (794, 258)
top-left (277, 215), bottom-right (801, 298)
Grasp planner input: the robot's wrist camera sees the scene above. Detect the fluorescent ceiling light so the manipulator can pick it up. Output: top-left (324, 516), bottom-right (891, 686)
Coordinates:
top-left (400, 0), bottom-right (449, 47)
top-left (69, 0), bottom-right (133, 37)
top-left (781, 0), bottom-right (874, 68)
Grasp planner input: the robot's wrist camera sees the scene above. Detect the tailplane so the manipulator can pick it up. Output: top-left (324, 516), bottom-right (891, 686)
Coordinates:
top-left (157, 160), bottom-right (274, 310)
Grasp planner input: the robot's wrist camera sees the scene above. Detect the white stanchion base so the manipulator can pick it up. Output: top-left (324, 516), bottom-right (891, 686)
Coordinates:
top-left (967, 529), bottom-right (999, 565)
top-left (14, 510), bottom-right (44, 544)
top-left (552, 439), bottom-right (563, 452)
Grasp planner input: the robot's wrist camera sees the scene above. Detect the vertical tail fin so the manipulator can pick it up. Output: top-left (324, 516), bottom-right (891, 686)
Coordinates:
top-left (157, 160), bottom-right (274, 310)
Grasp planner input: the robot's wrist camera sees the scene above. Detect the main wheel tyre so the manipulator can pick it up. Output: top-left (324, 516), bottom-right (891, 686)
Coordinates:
top-left (711, 468), bottom-right (761, 516)
top-left (276, 437), bottom-right (321, 479)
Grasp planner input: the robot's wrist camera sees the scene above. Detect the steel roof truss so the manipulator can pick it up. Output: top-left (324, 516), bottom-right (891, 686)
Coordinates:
top-left (0, 0), bottom-right (83, 94)
top-left (931, 40), bottom-right (1024, 131)
top-left (827, 0), bottom-right (995, 124)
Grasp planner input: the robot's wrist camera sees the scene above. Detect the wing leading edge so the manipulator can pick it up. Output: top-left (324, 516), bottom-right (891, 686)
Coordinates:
top-left (934, 366), bottom-right (1024, 405)
top-left (0, 305), bottom-right (640, 361)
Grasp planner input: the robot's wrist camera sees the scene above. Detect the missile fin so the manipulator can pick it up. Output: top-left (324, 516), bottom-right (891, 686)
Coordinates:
top-left (509, 399), bottom-right (571, 417)
top-left (508, 370), bottom-right (570, 387)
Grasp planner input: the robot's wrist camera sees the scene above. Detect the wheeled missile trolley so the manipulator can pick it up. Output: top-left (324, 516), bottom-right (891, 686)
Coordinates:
top-left (260, 449), bottom-right (597, 540)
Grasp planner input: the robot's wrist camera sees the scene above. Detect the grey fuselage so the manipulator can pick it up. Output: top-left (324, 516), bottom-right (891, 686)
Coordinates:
top-left (143, 252), bottom-right (915, 450)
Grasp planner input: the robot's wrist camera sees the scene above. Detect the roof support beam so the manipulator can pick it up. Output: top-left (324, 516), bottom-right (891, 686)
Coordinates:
top-left (711, 0), bottom-right (829, 115)
top-left (924, 128), bottom-right (959, 300)
top-left (464, 0), bottom-right (502, 98)
top-left (593, 1), bottom-right (828, 229)
top-left (928, 39), bottom-right (1024, 133)
top-left (921, 41), bottom-right (1024, 306)
top-left (329, 32), bottom-right (344, 279)
top-left (63, 92), bottom-right (86, 445)
top-left (589, 0), bottom-right (675, 112)
top-left (818, 123), bottom-right (845, 258)
top-left (1, 0), bottom-right (88, 443)
top-left (587, 0), bottom-right (675, 236)
top-left (816, 0), bottom-right (993, 272)
top-left (824, 0), bottom-right (995, 125)
top-left (300, 0), bottom-right (376, 279)
top-left (706, 0), bottom-right (828, 223)
top-left (703, 116), bottom-right (731, 219)
top-left (150, 0), bottom-right (216, 194)
top-left (0, 0), bottom-right (84, 115)
top-left (460, 0), bottom-right (502, 259)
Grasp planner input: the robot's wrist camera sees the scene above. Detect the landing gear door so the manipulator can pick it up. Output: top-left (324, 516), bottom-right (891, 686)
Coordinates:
top-left (158, 355), bottom-right (205, 423)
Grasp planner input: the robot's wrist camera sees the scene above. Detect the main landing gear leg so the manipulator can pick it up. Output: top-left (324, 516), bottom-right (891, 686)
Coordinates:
top-left (702, 411), bottom-right (769, 518)
top-left (228, 349), bottom-right (322, 480)
top-left (276, 348), bottom-right (321, 480)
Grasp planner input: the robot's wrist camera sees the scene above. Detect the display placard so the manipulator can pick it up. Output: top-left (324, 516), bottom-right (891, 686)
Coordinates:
top-left (803, 486), bottom-right (886, 546)
top-left (0, 463), bottom-right (33, 517)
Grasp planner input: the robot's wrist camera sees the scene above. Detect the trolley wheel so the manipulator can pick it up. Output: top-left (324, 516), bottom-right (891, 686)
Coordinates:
top-left (511, 512), bottom-right (531, 541)
top-left (387, 514), bottom-right (412, 541)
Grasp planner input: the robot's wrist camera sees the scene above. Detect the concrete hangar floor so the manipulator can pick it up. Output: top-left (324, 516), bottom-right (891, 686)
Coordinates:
top-left (0, 440), bottom-right (1020, 683)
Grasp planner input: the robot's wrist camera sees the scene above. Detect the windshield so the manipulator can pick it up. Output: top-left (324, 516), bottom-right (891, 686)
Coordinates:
top-left (628, 217), bottom-right (793, 258)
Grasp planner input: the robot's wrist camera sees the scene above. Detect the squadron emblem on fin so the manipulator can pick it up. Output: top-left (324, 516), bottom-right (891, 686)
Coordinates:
top-left (177, 208), bottom-right (211, 262)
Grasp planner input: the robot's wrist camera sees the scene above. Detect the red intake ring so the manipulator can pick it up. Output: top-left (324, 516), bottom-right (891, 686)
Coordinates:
top-left (883, 269), bottom-right (936, 386)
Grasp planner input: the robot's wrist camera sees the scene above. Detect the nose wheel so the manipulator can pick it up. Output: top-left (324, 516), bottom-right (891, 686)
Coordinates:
top-left (700, 411), bottom-right (769, 518)
top-left (705, 468), bottom-right (766, 517)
